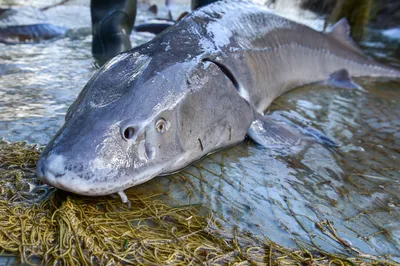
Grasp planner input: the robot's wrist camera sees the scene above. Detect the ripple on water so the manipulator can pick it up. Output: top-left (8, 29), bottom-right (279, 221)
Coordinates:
top-left (0, 1), bottom-right (399, 263)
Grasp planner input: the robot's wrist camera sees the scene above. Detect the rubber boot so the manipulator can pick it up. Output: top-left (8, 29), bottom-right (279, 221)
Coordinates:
top-left (91, 0), bottom-right (137, 66)
top-left (191, 0), bottom-right (220, 10)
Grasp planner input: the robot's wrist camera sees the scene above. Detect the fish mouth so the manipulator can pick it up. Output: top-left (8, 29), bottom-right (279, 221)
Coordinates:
top-left (36, 155), bottom-right (165, 196)
top-left (36, 163), bottom-right (91, 195)
top-left (36, 154), bottom-right (103, 196)
top-left (37, 169), bottom-right (114, 196)
top-left (36, 148), bottom-right (172, 196)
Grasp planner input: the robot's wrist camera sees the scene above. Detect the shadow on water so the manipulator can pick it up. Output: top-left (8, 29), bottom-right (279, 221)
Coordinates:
top-left (0, 0), bottom-right (399, 264)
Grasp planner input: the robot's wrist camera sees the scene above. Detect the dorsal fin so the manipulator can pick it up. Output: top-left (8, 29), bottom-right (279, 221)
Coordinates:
top-left (330, 18), bottom-right (351, 39)
top-left (328, 18), bottom-right (365, 57)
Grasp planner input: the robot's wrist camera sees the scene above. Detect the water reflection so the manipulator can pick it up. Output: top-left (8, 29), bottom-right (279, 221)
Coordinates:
top-left (0, 30), bottom-right (154, 143)
top-left (136, 79), bottom-right (399, 261)
top-left (0, 0), bottom-right (399, 263)
top-left (0, 36), bottom-right (93, 142)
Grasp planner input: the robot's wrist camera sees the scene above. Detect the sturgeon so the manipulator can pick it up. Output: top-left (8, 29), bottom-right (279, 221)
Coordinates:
top-left (36, 0), bottom-right (400, 201)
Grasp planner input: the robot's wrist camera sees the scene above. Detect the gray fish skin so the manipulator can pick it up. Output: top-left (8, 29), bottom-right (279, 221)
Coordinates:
top-left (36, 0), bottom-right (400, 197)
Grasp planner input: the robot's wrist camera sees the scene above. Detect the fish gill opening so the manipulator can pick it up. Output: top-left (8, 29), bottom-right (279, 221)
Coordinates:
top-left (202, 58), bottom-right (240, 92)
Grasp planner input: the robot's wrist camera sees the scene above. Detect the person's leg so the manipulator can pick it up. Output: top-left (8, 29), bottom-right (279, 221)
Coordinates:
top-left (191, 0), bottom-right (220, 10)
top-left (91, 0), bottom-right (137, 65)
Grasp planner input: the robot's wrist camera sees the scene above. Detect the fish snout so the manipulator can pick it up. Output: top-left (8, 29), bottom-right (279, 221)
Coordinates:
top-left (36, 153), bottom-right (110, 195)
top-left (36, 154), bottom-right (67, 187)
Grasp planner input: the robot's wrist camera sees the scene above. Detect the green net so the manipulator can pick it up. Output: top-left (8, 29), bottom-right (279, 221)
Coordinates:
top-left (0, 140), bottom-right (395, 265)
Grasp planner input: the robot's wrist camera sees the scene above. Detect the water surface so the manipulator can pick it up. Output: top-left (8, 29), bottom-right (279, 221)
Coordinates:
top-left (0, 0), bottom-right (399, 263)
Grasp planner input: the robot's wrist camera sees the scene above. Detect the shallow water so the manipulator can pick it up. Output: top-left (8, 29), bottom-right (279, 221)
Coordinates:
top-left (0, 0), bottom-right (399, 263)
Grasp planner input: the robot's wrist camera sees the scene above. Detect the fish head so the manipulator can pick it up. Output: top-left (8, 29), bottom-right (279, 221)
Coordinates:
top-left (36, 52), bottom-right (253, 196)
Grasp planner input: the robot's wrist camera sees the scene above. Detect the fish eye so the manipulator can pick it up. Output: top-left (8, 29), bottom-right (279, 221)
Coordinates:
top-left (156, 119), bottom-right (167, 133)
top-left (123, 127), bottom-right (135, 140)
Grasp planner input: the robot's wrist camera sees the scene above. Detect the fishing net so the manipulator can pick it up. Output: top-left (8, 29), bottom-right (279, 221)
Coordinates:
top-left (0, 140), bottom-right (396, 265)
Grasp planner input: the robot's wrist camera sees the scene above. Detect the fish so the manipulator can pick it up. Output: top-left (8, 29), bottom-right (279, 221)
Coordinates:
top-left (36, 0), bottom-right (400, 202)
top-left (0, 21), bottom-right (176, 45)
top-left (0, 23), bottom-right (67, 44)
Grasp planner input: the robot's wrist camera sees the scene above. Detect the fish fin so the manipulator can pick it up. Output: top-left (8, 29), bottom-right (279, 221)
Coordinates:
top-left (329, 18), bottom-right (351, 39)
top-left (247, 114), bottom-right (336, 148)
top-left (247, 116), bottom-right (301, 147)
top-left (148, 4), bottom-right (158, 14)
top-left (300, 126), bottom-right (337, 147)
top-left (328, 18), bottom-right (365, 57)
top-left (327, 69), bottom-right (364, 90)
top-left (177, 11), bottom-right (189, 21)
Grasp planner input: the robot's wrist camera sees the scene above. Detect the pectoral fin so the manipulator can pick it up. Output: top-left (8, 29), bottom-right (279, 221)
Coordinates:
top-left (247, 114), bottom-right (336, 148)
top-left (326, 69), bottom-right (364, 90)
top-left (247, 116), bottom-right (301, 147)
